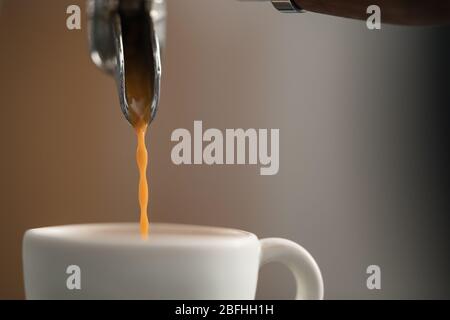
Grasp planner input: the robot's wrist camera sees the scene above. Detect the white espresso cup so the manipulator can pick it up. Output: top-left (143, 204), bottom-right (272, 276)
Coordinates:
top-left (23, 223), bottom-right (323, 300)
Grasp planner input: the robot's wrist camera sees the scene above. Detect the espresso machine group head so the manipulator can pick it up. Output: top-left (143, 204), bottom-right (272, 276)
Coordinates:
top-left (87, 0), bottom-right (450, 127)
top-left (86, 0), bottom-right (306, 127)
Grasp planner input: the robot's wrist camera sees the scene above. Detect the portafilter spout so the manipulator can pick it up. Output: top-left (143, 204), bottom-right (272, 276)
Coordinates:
top-left (87, 0), bottom-right (166, 127)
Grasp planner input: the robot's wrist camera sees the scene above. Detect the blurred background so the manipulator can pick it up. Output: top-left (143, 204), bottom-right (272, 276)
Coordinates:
top-left (0, 0), bottom-right (449, 299)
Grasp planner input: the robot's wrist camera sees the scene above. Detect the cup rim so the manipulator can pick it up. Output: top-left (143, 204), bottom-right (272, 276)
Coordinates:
top-left (23, 222), bottom-right (258, 248)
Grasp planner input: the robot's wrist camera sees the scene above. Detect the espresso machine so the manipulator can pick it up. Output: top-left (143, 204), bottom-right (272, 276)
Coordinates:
top-left (87, 0), bottom-right (450, 127)
top-left (87, 0), bottom-right (307, 128)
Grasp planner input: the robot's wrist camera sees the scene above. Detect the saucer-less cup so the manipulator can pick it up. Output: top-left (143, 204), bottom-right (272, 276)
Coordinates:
top-left (23, 223), bottom-right (323, 299)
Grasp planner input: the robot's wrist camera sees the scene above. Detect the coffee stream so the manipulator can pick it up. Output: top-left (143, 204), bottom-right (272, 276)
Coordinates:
top-left (136, 125), bottom-right (149, 238)
top-left (120, 6), bottom-right (155, 238)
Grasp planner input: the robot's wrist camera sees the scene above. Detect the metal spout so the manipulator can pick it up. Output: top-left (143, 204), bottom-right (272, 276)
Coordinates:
top-left (87, 0), bottom-right (166, 127)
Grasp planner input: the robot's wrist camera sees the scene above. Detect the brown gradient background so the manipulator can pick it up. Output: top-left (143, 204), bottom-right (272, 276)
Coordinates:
top-left (0, 0), bottom-right (449, 299)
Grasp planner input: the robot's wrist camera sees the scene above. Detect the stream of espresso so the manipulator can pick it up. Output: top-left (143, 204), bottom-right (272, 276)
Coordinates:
top-left (136, 123), bottom-right (149, 237)
top-left (120, 5), bottom-right (155, 238)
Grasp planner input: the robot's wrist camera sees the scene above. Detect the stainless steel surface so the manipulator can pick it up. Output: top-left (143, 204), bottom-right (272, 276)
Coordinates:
top-left (87, 0), bottom-right (166, 126)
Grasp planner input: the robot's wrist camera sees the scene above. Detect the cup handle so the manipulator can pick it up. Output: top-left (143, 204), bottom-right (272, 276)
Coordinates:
top-left (259, 238), bottom-right (324, 300)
